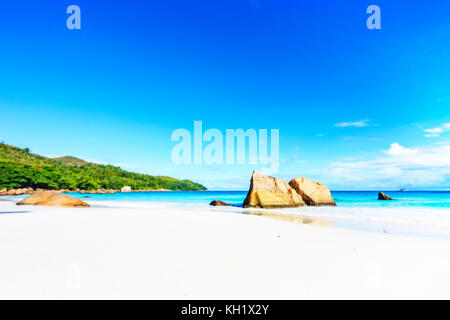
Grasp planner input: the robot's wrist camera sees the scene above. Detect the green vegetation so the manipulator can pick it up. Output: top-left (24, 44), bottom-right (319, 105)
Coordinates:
top-left (0, 143), bottom-right (206, 191)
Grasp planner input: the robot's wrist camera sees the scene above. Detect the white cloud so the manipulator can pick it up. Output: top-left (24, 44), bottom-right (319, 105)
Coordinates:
top-left (334, 119), bottom-right (370, 128)
top-left (385, 143), bottom-right (418, 156)
top-left (424, 123), bottom-right (450, 138)
top-left (436, 96), bottom-right (450, 103)
top-left (318, 143), bottom-right (450, 189)
top-left (376, 167), bottom-right (403, 176)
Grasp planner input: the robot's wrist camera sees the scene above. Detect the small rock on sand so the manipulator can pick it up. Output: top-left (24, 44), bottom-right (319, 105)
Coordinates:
top-left (209, 200), bottom-right (232, 206)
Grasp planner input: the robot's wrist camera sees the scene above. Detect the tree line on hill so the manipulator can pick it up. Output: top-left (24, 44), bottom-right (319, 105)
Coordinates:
top-left (0, 143), bottom-right (206, 191)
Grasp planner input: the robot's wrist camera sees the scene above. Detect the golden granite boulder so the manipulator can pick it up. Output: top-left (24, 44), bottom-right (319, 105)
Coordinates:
top-left (243, 171), bottom-right (306, 208)
top-left (17, 191), bottom-right (89, 207)
top-left (378, 192), bottom-right (393, 200)
top-left (289, 177), bottom-right (336, 206)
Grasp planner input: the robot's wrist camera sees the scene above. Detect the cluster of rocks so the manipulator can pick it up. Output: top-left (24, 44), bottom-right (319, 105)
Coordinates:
top-left (0, 186), bottom-right (138, 196)
top-left (0, 188), bottom-right (118, 195)
top-left (77, 187), bottom-right (171, 193)
top-left (243, 171), bottom-right (336, 208)
top-left (211, 170), bottom-right (336, 208)
top-left (134, 189), bottom-right (172, 192)
top-left (79, 189), bottom-right (117, 194)
top-left (0, 188), bottom-right (34, 196)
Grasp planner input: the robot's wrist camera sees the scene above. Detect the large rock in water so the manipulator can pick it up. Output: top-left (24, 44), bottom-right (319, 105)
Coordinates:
top-left (243, 171), bottom-right (306, 208)
top-left (378, 192), bottom-right (393, 200)
top-left (289, 177), bottom-right (336, 206)
top-left (17, 191), bottom-right (89, 207)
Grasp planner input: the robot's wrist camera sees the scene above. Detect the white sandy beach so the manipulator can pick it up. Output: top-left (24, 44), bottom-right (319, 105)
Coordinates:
top-left (1, 199), bottom-right (450, 299)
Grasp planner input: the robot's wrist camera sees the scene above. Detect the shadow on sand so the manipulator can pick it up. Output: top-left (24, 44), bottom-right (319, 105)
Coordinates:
top-left (245, 210), bottom-right (333, 227)
top-left (0, 211), bottom-right (30, 215)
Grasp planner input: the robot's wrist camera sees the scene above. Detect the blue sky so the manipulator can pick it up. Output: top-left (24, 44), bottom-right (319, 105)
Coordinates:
top-left (1, 0), bottom-right (450, 190)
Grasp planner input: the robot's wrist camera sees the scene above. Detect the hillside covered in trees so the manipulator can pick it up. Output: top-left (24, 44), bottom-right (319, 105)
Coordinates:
top-left (0, 143), bottom-right (206, 191)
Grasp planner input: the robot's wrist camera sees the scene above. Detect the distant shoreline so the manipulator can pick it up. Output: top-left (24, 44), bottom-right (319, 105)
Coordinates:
top-left (0, 187), bottom-right (208, 196)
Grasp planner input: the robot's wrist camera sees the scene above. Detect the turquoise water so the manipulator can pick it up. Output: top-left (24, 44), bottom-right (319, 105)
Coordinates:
top-left (332, 191), bottom-right (450, 208)
top-left (66, 191), bottom-right (450, 208)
